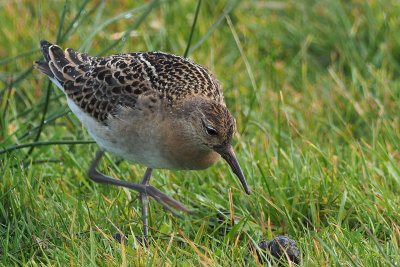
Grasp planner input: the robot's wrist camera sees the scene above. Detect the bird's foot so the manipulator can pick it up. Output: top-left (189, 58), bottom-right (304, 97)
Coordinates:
top-left (142, 184), bottom-right (193, 217)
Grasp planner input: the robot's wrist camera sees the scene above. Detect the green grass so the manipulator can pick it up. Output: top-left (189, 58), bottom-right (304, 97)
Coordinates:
top-left (1, 0), bottom-right (400, 265)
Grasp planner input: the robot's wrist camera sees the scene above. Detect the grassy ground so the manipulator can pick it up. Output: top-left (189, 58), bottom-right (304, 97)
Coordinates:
top-left (1, 0), bottom-right (400, 265)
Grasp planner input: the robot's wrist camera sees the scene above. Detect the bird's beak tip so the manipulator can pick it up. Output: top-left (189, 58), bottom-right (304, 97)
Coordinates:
top-left (216, 145), bottom-right (250, 195)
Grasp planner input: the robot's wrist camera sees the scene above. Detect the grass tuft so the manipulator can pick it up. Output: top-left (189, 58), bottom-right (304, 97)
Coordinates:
top-left (1, 0), bottom-right (400, 265)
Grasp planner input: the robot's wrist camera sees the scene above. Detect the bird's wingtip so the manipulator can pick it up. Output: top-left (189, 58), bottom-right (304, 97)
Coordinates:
top-left (40, 39), bottom-right (52, 47)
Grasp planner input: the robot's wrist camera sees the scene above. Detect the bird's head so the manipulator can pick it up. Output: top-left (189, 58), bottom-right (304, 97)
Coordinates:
top-left (179, 97), bottom-right (250, 194)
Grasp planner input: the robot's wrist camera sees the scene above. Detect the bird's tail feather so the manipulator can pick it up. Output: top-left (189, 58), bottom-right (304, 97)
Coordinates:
top-left (33, 39), bottom-right (91, 83)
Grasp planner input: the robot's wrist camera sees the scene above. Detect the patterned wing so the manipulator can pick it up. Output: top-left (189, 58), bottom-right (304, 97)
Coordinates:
top-left (34, 40), bottom-right (153, 123)
top-left (34, 40), bottom-right (225, 124)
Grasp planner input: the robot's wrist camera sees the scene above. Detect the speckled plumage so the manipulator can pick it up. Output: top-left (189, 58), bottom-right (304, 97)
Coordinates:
top-left (34, 40), bottom-right (249, 238)
top-left (35, 40), bottom-right (224, 124)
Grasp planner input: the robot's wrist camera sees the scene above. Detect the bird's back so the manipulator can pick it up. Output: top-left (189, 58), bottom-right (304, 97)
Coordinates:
top-left (34, 40), bottom-right (225, 124)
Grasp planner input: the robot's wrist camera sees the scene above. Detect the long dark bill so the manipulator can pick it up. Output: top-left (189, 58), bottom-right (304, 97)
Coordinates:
top-left (216, 145), bottom-right (250, 195)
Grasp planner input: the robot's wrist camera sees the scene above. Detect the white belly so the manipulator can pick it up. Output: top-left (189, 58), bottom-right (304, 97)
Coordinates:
top-left (66, 97), bottom-right (172, 169)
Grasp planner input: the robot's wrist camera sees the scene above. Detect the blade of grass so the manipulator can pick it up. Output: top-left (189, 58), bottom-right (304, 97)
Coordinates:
top-left (6, 109), bottom-right (69, 143)
top-left (59, 0), bottom-right (91, 43)
top-left (25, 0), bottom-right (68, 158)
top-left (2, 66), bottom-right (34, 103)
top-left (0, 183), bottom-right (20, 202)
top-left (226, 15), bottom-right (259, 135)
top-left (187, 0), bottom-right (240, 56)
top-left (183, 0), bottom-right (202, 58)
top-left (11, 93), bottom-right (65, 121)
top-left (0, 140), bottom-right (95, 155)
top-left (0, 79), bottom-right (12, 141)
top-left (313, 234), bottom-right (342, 266)
top-left (80, 5), bottom-right (147, 52)
top-left (332, 236), bottom-right (359, 267)
top-left (98, 0), bottom-right (161, 56)
top-left (25, 81), bottom-right (52, 157)
top-left (56, 0), bottom-right (69, 44)
top-left (358, 219), bottom-right (396, 266)
top-left (0, 49), bottom-right (40, 67)
top-left (336, 189), bottom-right (347, 228)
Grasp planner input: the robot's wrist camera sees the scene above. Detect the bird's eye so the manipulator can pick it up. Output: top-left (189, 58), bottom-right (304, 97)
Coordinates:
top-left (205, 126), bottom-right (218, 136)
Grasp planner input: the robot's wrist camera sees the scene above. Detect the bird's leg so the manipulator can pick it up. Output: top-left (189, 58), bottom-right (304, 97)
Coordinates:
top-left (139, 168), bottom-right (152, 239)
top-left (87, 150), bottom-right (193, 237)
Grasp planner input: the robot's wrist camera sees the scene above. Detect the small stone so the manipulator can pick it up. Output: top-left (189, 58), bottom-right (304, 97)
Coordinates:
top-left (246, 235), bottom-right (300, 265)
